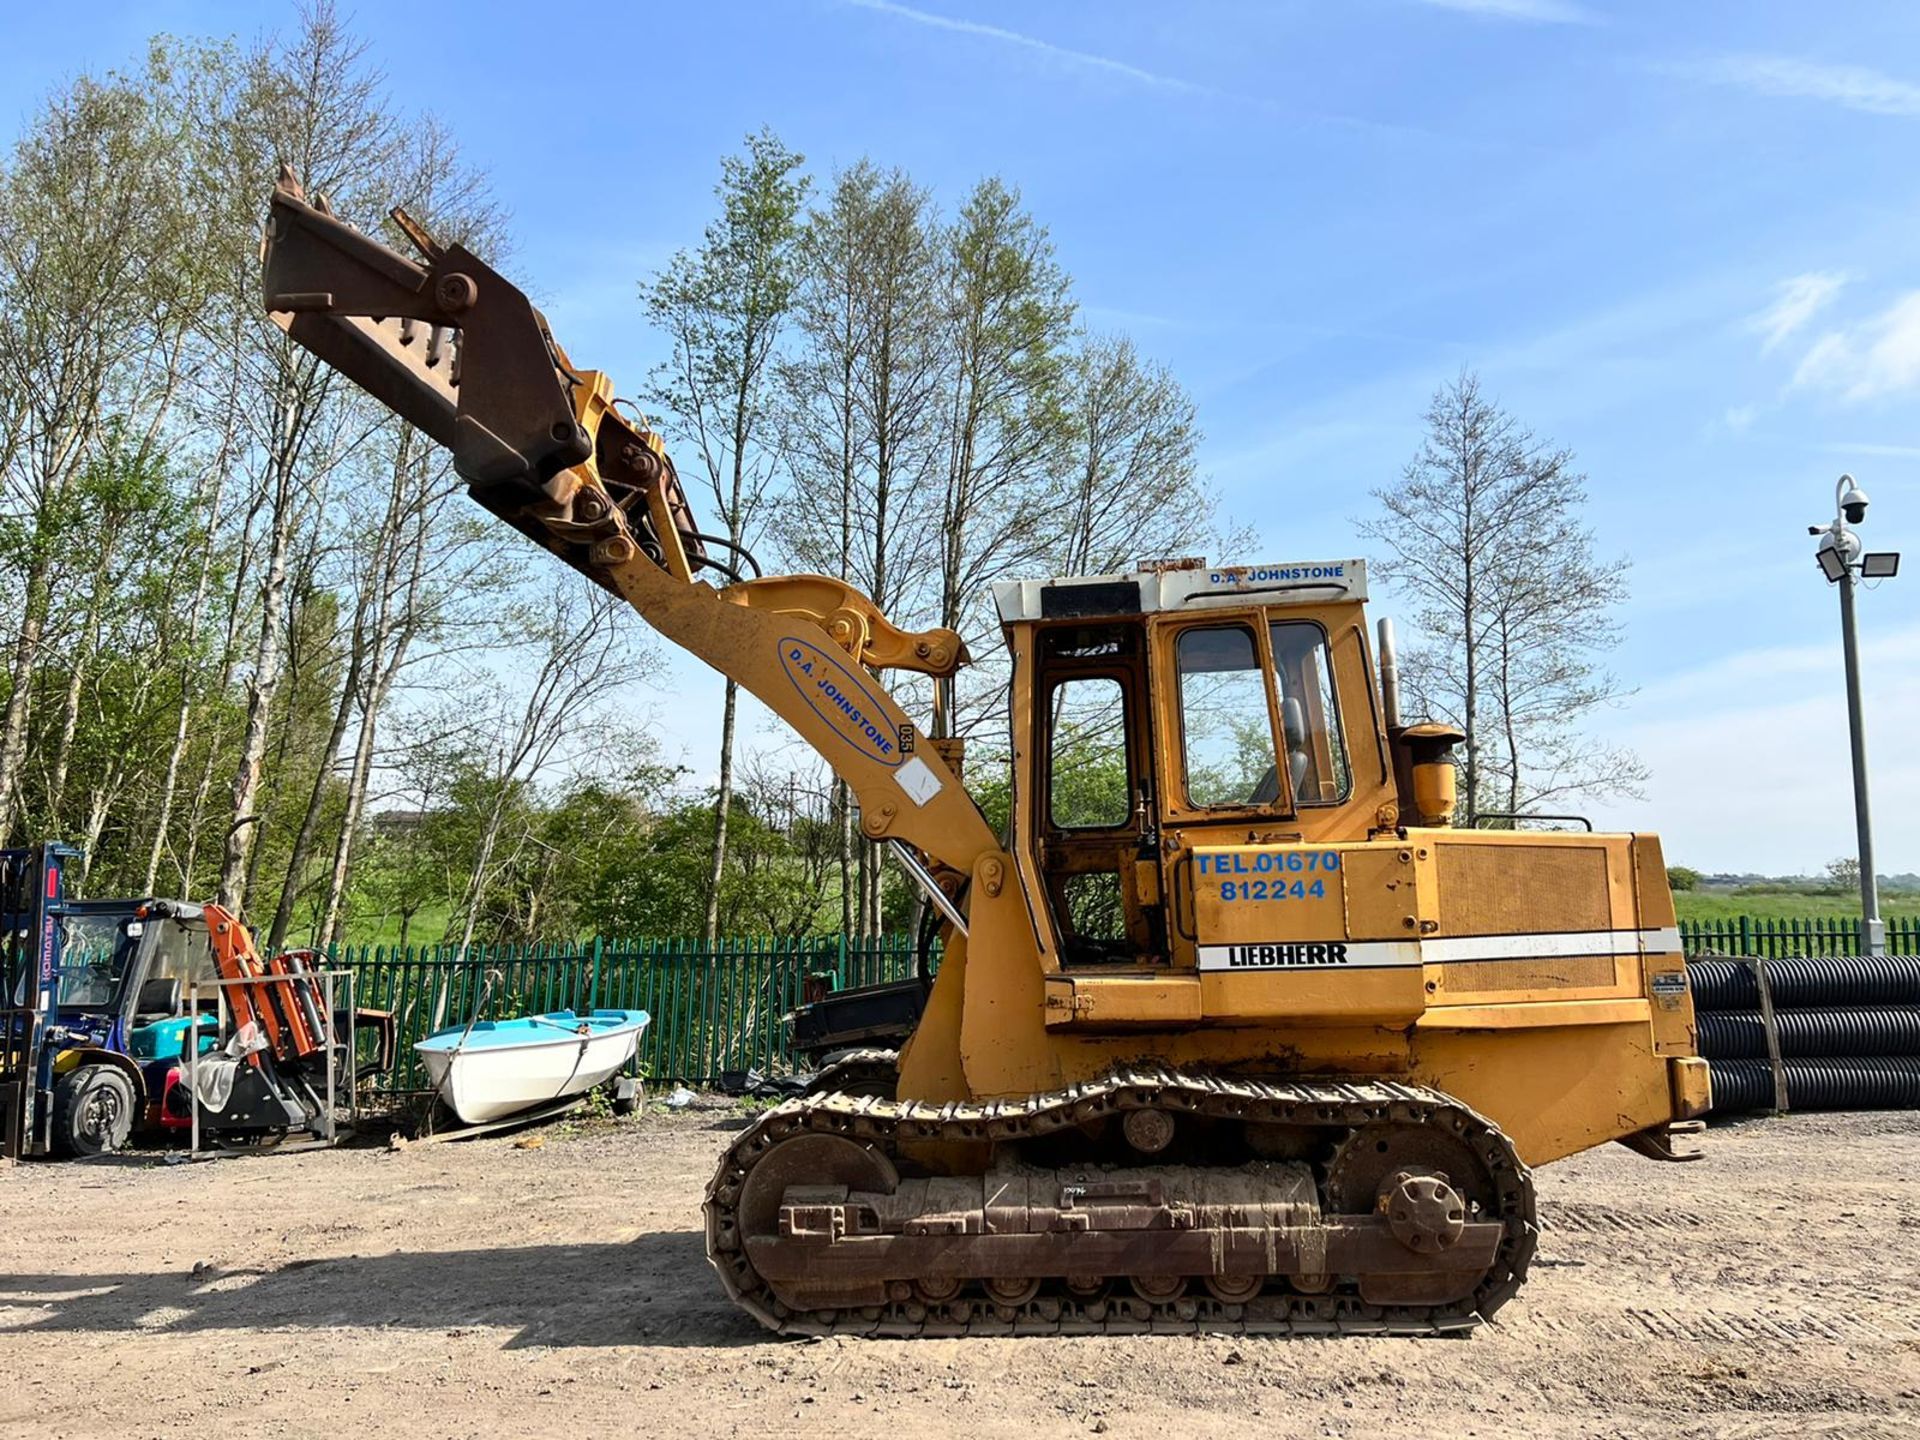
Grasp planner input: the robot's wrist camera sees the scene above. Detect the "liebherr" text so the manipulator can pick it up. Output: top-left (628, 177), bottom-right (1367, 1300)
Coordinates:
top-left (1223, 943), bottom-right (1349, 967)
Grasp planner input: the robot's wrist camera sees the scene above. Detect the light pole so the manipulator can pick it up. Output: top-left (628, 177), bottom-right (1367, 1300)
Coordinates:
top-left (1810, 474), bottom-right (1900, 957)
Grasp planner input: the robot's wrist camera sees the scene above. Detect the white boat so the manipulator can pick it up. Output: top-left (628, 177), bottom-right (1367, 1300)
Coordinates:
top-left (414, 1008), bottom-right (650, 1124)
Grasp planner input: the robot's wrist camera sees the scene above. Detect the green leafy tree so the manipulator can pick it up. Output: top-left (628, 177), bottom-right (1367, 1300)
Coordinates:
top-left (643, 130), bottom-right (809, 943)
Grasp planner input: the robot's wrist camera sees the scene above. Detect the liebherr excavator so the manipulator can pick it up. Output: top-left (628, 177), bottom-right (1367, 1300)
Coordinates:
top-left (261, 171), bottom-right (1709, 1337)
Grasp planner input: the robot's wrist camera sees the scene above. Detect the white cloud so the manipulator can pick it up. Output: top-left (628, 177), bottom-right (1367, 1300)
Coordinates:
top-left (846, 0), bottom-right (1497, 146)
top-left (843, 0), bottom-right (1239, 102)
top-left (1677, 55), bottom-right (1920, 117)
top-left (1413, 0), bottom-right (1595, 21)
top-left (1750, 272), bottom-right (1846, 353)
top-left (1793, 291), bottom-right (1920, 402)
top-left (1723, 403), bottom-right (1757, 432)
top-left (1079, 303), bottom-right (1185, 332)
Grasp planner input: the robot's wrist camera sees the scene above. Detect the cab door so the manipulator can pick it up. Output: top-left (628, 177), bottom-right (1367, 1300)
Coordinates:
top-left (1151, 610), bottom-right (1363, 968)
top-left (1031, 622), bottom-right (1166, 967)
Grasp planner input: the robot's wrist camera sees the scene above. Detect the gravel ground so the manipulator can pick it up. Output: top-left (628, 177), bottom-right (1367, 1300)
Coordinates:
top-left (2, 1102), bottom-right (1917, 1439)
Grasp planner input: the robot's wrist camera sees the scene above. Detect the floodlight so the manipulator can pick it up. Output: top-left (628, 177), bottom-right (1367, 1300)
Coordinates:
top-left (1861, 552), bottom-right (1901, 579)
top-left (1811, 473), bottom-right (1896, 958)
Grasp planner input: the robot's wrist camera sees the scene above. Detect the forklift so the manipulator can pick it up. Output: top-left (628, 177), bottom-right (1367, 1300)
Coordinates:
top-left (1, 843), bottom-right (392, 1158)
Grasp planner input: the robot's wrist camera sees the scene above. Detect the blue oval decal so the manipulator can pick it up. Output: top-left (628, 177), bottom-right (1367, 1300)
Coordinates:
top-left (779, 637), bottom-right (901, 767)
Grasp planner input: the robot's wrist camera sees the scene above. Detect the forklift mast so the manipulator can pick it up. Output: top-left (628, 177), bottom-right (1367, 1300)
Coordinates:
top-left (0, 843), bottom-right (80, 1159)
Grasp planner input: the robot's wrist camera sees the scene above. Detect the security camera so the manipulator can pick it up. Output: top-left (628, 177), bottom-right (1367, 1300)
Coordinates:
top-left (1839, 475), bottom-right (1870, 525)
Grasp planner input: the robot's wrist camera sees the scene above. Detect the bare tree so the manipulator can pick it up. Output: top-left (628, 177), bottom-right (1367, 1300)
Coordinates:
top-left (211, 5), bottom-right (403, 909)
top-left (777, 163), bottom-right (874, 939)
top-left (1364, 370), bottom-right (1639, 821)
top-left (1481, 516), bottom-right (1646, 814)
top-left (311, 441), bottom-right (508, 948)
top-left (644, 129), bottom-right (807, 943)
top-left (933, 178), bottom-right (1076, 741)
top-left (1053, 332), bottom-right (1208, 576)
top-left (776, 161), bottom-right (946, 936)
top-left (444, 583), bottom-right (640, 961)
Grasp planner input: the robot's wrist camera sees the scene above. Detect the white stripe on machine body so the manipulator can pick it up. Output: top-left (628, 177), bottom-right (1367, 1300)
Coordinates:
top-left (1197, 927), bottom-right (1683, 973)
top-left (1421, 927), bottom-right (1681, 963)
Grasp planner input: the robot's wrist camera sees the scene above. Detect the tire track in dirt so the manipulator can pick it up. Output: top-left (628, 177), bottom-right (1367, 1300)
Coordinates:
top-left (1538, 1201), bottom-right (1712, 1233)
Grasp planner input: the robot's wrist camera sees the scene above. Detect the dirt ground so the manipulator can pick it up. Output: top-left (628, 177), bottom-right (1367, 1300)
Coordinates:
top-left (3, 1102), bottom-right (1917, 1440)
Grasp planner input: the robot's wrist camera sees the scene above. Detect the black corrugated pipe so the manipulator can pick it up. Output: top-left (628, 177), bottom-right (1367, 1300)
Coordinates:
top-left (1709, 1056), bottom-right (1920, 1114)
top-left (1687, 954), bottom-right (1920, 1012)
top-left (1698, 1007), bottom-right (1920, 1059)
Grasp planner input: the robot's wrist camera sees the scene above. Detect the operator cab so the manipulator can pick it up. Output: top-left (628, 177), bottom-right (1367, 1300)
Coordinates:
top-left (39, 900), bottom-right (221, 1044)
top-left (995, 558), bottom-right (1391, 970)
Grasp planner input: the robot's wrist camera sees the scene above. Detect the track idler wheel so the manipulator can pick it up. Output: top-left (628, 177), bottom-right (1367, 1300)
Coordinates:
top-left (1383, 1171), bottom-right (1467, 1254)
top-left (1324, 1116), bottom-right (1518, 1310)
top-left (737, 1131), bottom-right (898, 1312)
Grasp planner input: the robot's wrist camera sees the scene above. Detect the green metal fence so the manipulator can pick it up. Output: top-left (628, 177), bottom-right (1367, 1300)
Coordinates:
top-left (1678, 915), bottom-right (1920, 959)
top-left (337, 917), bottom-right (1919, 1100)
top-left (342, 933), bottom-right (917, 1096)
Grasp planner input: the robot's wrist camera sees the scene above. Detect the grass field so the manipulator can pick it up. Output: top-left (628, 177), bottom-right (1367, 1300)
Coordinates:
top-left (1674, 889), bottom-right (1920, 923)
top-left (338, 900), bottom-right (455, 950)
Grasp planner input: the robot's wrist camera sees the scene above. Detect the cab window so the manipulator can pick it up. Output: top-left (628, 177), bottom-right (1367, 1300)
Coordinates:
top-left (1175, 625), bottom-right (1278, 808)
top-left (53, 914), bottom-right (133, 1009)
top-left (1269, 622), bottom-right (1350, 805)
top-left (1047, 676), bottom-right (1131, 829)
top-left (145, 918), bottom-right (219, 991)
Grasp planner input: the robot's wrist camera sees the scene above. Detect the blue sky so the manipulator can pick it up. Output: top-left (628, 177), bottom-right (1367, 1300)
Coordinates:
top-left (4, 0), bottom-right (1918, 873)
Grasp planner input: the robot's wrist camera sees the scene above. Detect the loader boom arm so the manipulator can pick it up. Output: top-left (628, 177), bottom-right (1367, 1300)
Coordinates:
top-left (260, 173), bottom-right (996, 880)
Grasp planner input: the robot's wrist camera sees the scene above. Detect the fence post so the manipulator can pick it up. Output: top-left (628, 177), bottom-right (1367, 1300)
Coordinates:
top-left (589, 935), bottom-right (604, 1010)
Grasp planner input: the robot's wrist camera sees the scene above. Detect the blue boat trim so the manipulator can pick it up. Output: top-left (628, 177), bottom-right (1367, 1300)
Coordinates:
top-left (414, 1008), bottom-right (651, 1054)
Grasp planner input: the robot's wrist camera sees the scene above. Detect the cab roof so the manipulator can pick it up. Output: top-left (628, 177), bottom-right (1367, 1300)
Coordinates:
top-left (993, 559), bottom-right (1368, 626)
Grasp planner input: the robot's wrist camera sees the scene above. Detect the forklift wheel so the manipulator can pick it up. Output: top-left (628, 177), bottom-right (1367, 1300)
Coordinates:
top-left (52, 1065), bottom-right (136, 1158)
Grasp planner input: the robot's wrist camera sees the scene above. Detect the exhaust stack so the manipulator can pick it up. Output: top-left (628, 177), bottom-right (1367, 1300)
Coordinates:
top-left (1377, 617), bottom-right (1402, 730)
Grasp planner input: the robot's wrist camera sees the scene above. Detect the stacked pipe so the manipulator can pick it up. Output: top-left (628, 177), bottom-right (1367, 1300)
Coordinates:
top-left (1688, 954), bottom-right (1920, 1115)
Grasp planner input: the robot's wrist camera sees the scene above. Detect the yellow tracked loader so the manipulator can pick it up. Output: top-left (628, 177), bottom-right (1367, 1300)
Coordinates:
top-left (261, 171), bottom-right (1708, 1337)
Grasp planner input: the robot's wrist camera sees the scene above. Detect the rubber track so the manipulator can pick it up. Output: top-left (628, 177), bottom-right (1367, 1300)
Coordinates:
top-left (704, 1066), bottom-right (1538, 1338)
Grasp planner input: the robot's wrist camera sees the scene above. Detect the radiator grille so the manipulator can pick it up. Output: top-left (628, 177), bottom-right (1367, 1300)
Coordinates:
top-left (1436, 843), bottom-right (1610, 935)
